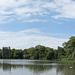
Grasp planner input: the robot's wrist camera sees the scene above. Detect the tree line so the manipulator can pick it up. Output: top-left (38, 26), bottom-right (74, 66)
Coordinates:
top-left (0, 36), bottom-right (75, 60)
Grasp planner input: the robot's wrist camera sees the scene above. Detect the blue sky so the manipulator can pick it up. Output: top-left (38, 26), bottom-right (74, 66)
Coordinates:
top-left (0, 0), bottom-right (75, 49)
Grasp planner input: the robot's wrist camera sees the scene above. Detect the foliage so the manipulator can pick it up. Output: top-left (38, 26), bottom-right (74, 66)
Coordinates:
top-left (63, 36), bottom-right (75, 59)
top-left (2, 47), bottom-right (11, 59)
top-left (0, 36), bottom-right (75, 60)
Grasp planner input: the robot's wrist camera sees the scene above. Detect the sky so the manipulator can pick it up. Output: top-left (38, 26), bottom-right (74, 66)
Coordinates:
top-left (0, 0), bottom-right (75, 49)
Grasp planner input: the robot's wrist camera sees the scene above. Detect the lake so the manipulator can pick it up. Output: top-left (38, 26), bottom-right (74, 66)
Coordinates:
top-left (0, 59), bottom-right (75, 75)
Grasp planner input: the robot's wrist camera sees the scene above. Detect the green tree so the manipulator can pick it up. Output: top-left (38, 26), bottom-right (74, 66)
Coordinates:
top-left (13, 49), bottom-right (23, 59)
top-left (11, 49), bottom-right (15, 59)
top-left (63, 36), bottom-right (75, 58)
top-left (46, 48), bottom-right (54, 59)
top-left (2, 47), bottom-right (11, 59)
top-left (0, 49), bottom-right (2, 59)
top-left (27, 47), bottom-right (35, 59)
top-left (72, 49), bottom-right (75, 59)
top-left (35, 45), bottom-right (46, 59)
top-left (23, 49), bottom-right (30, 59)
top-left (57, 46), bottom-right (65, 59)
top-left (54, 50), bottom-right (58, 59)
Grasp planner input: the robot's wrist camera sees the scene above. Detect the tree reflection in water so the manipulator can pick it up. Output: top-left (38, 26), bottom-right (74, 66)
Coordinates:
top-left (0, 60), bottom-right (75, 75)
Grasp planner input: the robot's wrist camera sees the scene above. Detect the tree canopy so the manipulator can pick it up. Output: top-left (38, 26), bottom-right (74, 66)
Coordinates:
top-left (0, 36), bottom-right (75, 60)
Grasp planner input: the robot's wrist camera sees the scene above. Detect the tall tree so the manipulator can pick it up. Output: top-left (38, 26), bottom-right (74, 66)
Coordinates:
top-left (2, 47), bottom-right (11, 59)
top-left (63, 36), bottom-right (75, 58)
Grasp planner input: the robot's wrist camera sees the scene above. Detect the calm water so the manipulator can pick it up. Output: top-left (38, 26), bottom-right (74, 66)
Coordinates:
top-left (0, 59), bottom-right (75, 75)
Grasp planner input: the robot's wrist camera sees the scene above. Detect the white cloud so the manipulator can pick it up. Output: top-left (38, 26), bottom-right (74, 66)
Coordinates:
top-left (0, 0), bottom-right (75, 23)
top-left (0, 28), bottom-right (68, 49)
top-left (52, 0), bottom-right (75, 19)
top-left (24, 19), bottom-right (48, 22)
top-left (0, 0), bottom-right (49, 23)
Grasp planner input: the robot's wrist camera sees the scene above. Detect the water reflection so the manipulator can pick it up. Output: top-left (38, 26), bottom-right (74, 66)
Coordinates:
top-left (0, 59), bottom-right (75, 75)
top-left (3, 63), bottom-right (11, 71)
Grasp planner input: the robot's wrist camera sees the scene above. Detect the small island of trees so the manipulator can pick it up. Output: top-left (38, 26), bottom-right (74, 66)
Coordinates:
top-left (0, 36), bottom-right (75, 60)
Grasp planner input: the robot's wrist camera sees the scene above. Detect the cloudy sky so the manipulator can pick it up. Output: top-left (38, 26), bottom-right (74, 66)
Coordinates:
top-left (0, 0), bottom-right (75, 49)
